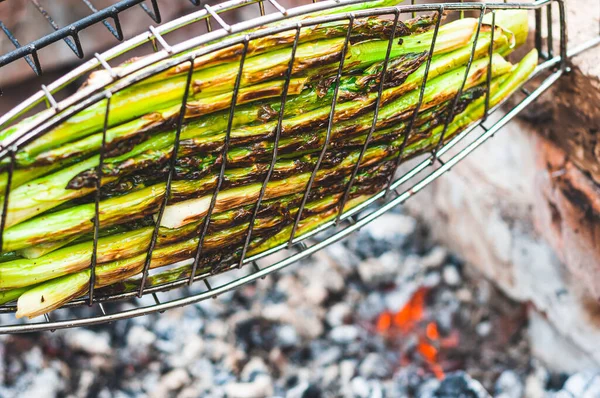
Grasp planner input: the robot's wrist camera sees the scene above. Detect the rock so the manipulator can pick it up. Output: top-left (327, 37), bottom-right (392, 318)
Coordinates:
top-left (357, 252), bottom-right (402, 285)
top-left (204, 319), bottom-right (229, 339)
top-left (63, 329), bottom-right (112, 356)
top-left (363, 213), bottom-right (416, 240)
top-left (358, 353), bottom-right (389, 379)
top-left (241, 357), bottom-right (269, 382)
top-left (22, 346), bottom-right (44, 371)
top-left (455, 288), bottom-right (473, 302)
top-left (168, 335), bottom-right (204, 369)
top-left (442, 264), bottom-right (461, 286)
top-left (416, 378), bottom-right (441, 398)
top-left (432, 372), bottom-right (491, 398)
top-left (495, 370), bottom-right (523, 398)
top-left (351, 376), bottom-right (371, 398)
top-left (225, 374), bottom-right (273, 398)
top-left (204, 339), bottom-right (231, 362)
top-left (329, 325), bottom-right (360, 345)
top-left (324, 243), bottom-right (361, 270)
top-left (369, 381), bottom-right (384, 398)
top-left (75, 370), bottom-right (96, 398)
top-left (421, 247), bottom-right (448, 269)
top-left (304, 282), bottom-right (328, 306)
top-left (340, 360), bottom-right (357, 385)
top-left (286, 381), bottom-right (310, 398)
top-left (277, 324), bottom-right (300, 348)
top-left (149, 368), bottom-right (190, 398)
top-left (476, 321), bottom-right (492, 337)
top-left (561, 371), bottom-right (600, 398)
top-left (126, 325), bottom-right (157, 352)
top-left (314, 347), bottom-right (342, 368)
top-left (423, 271), bottom-right (442, 288)
top-left (321, 365), bottom-right (339, 389)
top-left (326, 303), bottom-right (352, 327)
top-left (20, 367), bottom-right (65, 398)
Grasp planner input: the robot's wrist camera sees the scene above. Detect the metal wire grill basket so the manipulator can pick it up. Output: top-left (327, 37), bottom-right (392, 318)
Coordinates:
top-left (0, 0), bottom-right (598, 333)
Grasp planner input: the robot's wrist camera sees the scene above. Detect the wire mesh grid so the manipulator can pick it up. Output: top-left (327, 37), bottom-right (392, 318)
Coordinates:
top-left (0, 0), bottom-right (192, 76)
top-left (0, 0), bottom-right (597, 333)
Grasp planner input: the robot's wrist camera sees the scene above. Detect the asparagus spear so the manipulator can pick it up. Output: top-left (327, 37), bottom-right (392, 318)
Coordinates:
top-left (0, 19), bottom-right (513, 195)
top-left (22, 52), bottom-right (425, 172)
top-left (0, 175), bottom-right (366, 288)
top-left (96, 14), bottom-right (437, 87)
top-left (0, 17), bottom-right (479, 160)
top-left (0, 55), bottom-right (510, 252)
top-left (67, 51), bottom-right (509, 190)
top-left (14, 193), bottom-right (372, 319)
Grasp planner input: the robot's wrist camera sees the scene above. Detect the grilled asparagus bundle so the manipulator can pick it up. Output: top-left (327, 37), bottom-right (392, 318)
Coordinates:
top-left (0, 7), bottom-right (537, 319)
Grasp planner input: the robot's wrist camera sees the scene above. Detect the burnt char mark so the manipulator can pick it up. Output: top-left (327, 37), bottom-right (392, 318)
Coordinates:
top-left (356, 51), bottom-right (428, 92)
top-left (559, 179), bottom-right (600, 223)
top-left (237, 87), bottom-right (283, 103)
top-left (257, 104), bottom-right (279, 122)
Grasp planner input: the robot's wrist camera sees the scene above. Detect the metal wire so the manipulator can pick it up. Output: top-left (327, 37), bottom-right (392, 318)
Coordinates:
top-left (0, 0), bottom-right (166, 76)
top-left (0, 0), bottom-right (595, 333)
top-left (335, 10), bottom-right (401, 223)
top-left (237, 24), bottom-right (302, 267)
top-left (89, 94), bottom-right (112, 305)
top-left (432, 4), bottom-right (486, 161)
top-left (287, 13), bottom-right (355, 247)
top-left (386, 5), bottom-right (444, 194)
top-left (188, 38), bottom-right (250, 284)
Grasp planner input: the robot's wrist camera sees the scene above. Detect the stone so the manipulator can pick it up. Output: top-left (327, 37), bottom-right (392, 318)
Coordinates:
top-left (561, 371), bottom-right (600, 398)
top-left (421, 247), bottom-right (448, 269)
top-left (224, 375), bottom-right (273, 398)
top-left (204, 319), bottom-right (229, 339)
top-left (495, 370), bottom-right (523, 398)
top-left (63, 329), bottom-right (112, 356)
top-left (329, 325), bottom-right (360, 345)
top-left (442, 265), bottom-right (461, 286)
top-left (285, 381), bottom-right (310, 398)
top-left (422, 271), bottom-right (442, 288)
top-left (321, 365), bottom-right (340, 389)
top-left (431, 372), bottom-right (491, 398)
top-left (149, 368), bottom-right (190, 398)
top-left (326, 302), bottom-right (352, 327)
top-left (173, 335), bottom-right (205, 368)
top-left (314, 347), bottom-right (342, 368)
top-left (340, 360), bottom-right (357, 385)
top-left (350, 376), bottom-right (371, 398)
top-left (476, 321), bottom-right (492, 337)
top-left (241, 357), bottom-right (269, 382)
top-left (20, 368), bottom-right (65, 398)
top-left (126, 325), bottom-right (157, 352)
top-left (277, 324), bottom-right (300, 348)
top-left (357, 252), bottom-right (402, 285)
top-left (358, 353), bottom-right (389, 379)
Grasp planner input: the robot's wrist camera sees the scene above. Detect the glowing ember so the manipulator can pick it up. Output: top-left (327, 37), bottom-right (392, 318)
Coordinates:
top-left (374, 287), bottom-right (459, 380)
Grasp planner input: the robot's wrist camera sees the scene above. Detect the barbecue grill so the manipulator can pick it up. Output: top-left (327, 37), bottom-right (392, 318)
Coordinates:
top-left (0, 0), bottom-right (598, 334)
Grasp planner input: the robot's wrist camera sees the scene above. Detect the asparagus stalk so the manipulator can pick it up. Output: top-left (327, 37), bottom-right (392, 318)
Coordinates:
top-left (0, 175), bottom-right (367, 288)
top-left (0, 55), bottom-right (510, 252)
top-left (0, 19), bottom-right (513, 196)
top-left (68, 50), bottom-right (509, 189)
top-left (97, 14), bottom-right (437, 87)
top-left (0, 17), bottom-right (479, 160)
top-left (14, 193), bottom-right (372, 319)
top-left (0, 52), bottom-right (507, 231)
top-left (23, 52), bottom-right (425, 171)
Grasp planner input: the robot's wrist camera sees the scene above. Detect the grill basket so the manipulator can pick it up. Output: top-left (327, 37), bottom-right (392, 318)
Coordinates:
top-left (0, 0), bottom-right (598, 333)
